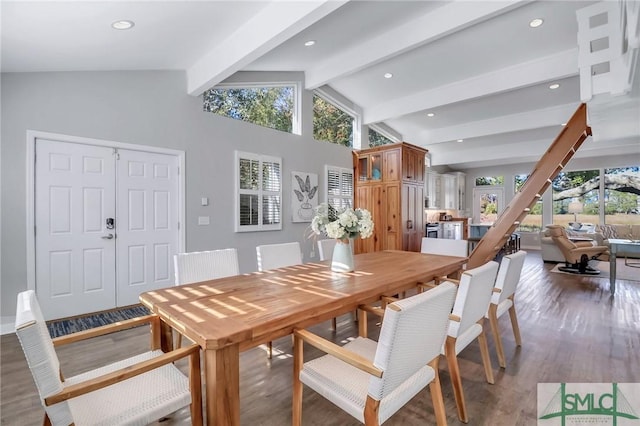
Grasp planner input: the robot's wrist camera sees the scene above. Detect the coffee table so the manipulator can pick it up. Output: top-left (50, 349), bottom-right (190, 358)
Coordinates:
top-left (608, 238), bottom-right (640, 295)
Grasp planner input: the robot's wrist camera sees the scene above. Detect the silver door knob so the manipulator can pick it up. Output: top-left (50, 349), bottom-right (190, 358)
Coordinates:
top-left (101, 233), bottom-right (114, 239)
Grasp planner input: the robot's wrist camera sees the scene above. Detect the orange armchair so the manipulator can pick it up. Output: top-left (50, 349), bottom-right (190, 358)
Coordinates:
top-left (545, 225), bottom-right (609, 275)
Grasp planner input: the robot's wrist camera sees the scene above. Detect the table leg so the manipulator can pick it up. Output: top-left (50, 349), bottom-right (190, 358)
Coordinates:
top-left (160, 320), bottom-right (174, 352)
top-left (609, 247), bottom-right (617, 295)
top-left (204, 345), bottom-right (240, 426)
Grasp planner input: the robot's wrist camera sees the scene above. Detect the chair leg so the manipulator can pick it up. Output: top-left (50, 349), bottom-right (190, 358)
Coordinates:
top-left (292, 334), bottom-right (303, 426)
top-left (508, 299), bottom-right (522, 346)
top-left (175, 331), bottom-right (183, 349)
top-left (363, 396), bottom-right (381, 426)
top-left (488, 304), bottom-right (507, 369)
top-left (477, 324), bottom-right (495, 385)
top-left (445, 336), bottom-right (468, 423)
top-left (428, 358), bottom-right (447, 426)
top-left (268, 341), bottom-right (273, 359)
top-left (359, 309), bottom-right (368, 338)
top-left (43, 414), bottom-right (51, 426)
top-left (331, 317), bottom-right (337, 331)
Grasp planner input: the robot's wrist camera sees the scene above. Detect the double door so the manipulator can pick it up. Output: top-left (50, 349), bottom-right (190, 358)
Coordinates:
top-left (35, 139), bottom-right (180, 319)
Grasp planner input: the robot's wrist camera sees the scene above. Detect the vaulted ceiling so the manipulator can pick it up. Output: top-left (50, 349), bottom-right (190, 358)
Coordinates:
top-left (2, 1), bottom-right (638, 169)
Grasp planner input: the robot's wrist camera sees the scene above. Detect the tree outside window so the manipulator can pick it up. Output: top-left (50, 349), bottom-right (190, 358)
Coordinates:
top-left (552, 170), bottom-right (599, 227)
top-left (313, 94), bottom-right (353, 147)
top-left (368, 128), bottom-right (393, 147)
top-left (515, 174), bottom-right (542, 232)
top-left (204, 86), bottom-right (294, 133)
top-left (604, 167), bottom-right (640, 225)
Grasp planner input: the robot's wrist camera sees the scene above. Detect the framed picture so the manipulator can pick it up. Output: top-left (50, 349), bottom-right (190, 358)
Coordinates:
top-left (291, 171), bottom-right (318, 222)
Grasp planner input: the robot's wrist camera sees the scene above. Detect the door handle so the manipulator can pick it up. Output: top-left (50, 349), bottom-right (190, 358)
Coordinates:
top-left (101, 233), bottom-right (114, 240)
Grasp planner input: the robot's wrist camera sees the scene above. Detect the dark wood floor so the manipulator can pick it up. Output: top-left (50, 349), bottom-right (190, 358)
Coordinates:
top-left (2, 251), bottom-right (639, 425)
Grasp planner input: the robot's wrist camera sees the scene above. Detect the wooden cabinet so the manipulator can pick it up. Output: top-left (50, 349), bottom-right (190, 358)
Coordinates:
top-left (353, 142), bottom-right (427, 253)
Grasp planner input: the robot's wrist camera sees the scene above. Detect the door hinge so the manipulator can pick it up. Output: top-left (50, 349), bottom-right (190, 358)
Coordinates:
top-left (113, 148), bottom-right (120, 160)
top-left (177, 222), bottom-right (181, 230)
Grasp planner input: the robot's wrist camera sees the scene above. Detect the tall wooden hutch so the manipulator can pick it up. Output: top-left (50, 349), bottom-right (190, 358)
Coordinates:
top-left (353, 142), bottom-right (426, 254)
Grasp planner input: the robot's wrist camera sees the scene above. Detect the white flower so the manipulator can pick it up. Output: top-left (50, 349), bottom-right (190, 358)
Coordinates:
top-left (308, 203), bottom-right (374, 241)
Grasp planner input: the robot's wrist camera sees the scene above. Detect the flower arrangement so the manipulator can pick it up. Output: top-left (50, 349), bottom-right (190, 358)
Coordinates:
top-left (310, 203), bottom-right (374, 241)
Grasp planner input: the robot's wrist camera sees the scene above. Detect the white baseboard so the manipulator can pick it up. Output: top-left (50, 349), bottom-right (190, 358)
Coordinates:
top-left (1, 317), bottom-right (16, 335)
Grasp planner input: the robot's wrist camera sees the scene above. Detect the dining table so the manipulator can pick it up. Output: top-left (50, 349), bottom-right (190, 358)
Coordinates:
top-left (608, 238), bottom-right (640, 295)
top-left (139, 250), bottom-right (467, 425)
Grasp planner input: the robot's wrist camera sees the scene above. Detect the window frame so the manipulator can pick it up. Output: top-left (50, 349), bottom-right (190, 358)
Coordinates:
top-left (324, 165), bottom-right (354, 211)
top-left (235, 150), bottom-right (283, 232)
top-left (206, 81), bottom-right (301, 135)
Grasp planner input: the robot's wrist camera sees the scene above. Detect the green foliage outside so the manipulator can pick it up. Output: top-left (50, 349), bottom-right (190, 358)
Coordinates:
top-left (203, 87), bottom-right (293, 133)
top-left (313, 95), bottom-right (353, 147)
top-left (368, 128), bottom-right (393, 147)
top-left (475, 176), bottom-right (504, 186)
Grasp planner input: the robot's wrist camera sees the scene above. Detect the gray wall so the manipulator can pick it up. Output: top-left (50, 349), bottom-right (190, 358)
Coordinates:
top-left (0, 71), bottom-right (353, 318)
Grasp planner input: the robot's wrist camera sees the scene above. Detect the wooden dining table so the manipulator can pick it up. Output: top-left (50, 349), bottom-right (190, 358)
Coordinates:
top-left (139, 250), bottom-right (466, 426)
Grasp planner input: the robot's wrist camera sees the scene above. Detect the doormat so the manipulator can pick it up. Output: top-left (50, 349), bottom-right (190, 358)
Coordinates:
top-left (47, 305), bottom-right (151, 338)
top-left (549, 260), bottom-right (639, 282)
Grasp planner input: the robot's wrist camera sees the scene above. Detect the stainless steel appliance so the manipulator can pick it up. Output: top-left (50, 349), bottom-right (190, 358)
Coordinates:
top-left (441, 222), bottom-right (463, 240)
top-left (425, 223), bottom-right (441, 238)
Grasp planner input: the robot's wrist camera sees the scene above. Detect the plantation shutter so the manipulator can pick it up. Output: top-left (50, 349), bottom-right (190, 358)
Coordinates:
top-left (325, 165), bottom-right (353, 210)
top-left (236, 151), bottom-right (282, 232)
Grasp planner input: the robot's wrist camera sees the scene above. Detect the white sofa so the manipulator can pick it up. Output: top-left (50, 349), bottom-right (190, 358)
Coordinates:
top-left (540, 227), bottom-right (601, 263)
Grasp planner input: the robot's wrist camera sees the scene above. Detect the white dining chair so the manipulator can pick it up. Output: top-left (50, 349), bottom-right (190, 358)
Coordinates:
top-left (293, 282), bottom-right (457, 426)
top-left (436, 260), bottom-right (500, 424)
top-left (256, 242), bottom-right (302, 271)
top-left (421, 237), bottom-right (469, 257)
top-left (256, 242), bottom-right (302, 358)
top-left (486, 250), bottom-right (527, 368)
top-left (15, 290), bottom-right (203, 426)
top-left (317, 238), bottom-right (353, 330)
top-left (174, 248), bottom-right (239, 285)
top-left (173, 248), bottom-right (239, 347)
top-left (317, 238), bottom-right (337, 261)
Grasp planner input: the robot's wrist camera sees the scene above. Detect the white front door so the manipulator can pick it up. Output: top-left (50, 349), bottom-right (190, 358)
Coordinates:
top-left (35, 139), bottom-right (117, 319)
top-left (472, 187), bottom-right (504, 224)
top-left (116, 149), bottom-right (179, 306)
top-left (35, 138), bottom-right (180, 319)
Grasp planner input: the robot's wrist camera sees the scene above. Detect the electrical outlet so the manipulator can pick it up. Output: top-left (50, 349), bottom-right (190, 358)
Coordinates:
top-left (198, 216), bottom-right (210, 225)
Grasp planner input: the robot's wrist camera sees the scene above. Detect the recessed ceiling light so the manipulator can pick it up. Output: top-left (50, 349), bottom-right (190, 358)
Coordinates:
top-left (529, 18), bottom-right (543, 28)
top-left (549, 83), bottom-right (560, 90)
top-left (561, 123), bottom-right (567, 126)
top-left (427, 113), bottom-right (435, 117)
top-left (304, 40), bottom-right (316, 47)
top-left (384, 73), bottom-right (393, 79)
top-left (112, 20), bottom-right (135, 30)
top-left (457, 139), bottom-right (464, 143)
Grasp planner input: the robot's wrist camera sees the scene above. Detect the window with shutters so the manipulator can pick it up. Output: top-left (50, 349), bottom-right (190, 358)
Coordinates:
top-left (235, 151), bottom-right (282, 232)
top-left (325, 165), bottom-right (354, 211)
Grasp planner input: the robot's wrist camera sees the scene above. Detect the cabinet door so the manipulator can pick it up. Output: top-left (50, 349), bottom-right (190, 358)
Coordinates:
top-left (354, 184), bottom-right (385, 254)
top-left (384, 183), bottom-right (401, 250)
top-left (401, 183), bottom-right (424, 252)
top-left (402, 148), bottom-right (424, 183)
top-left (383, 149), bottom-right (400, 181)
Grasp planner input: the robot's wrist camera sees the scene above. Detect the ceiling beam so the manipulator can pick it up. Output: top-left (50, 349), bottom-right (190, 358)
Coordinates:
top-left (413, 103), bottom-right (578, 145)
top-left (187, 1), bottom-right (347, 96)
top-left (304, 0), bottom-right (529, 90)
top-left (364, 48), bottom-right (579, 125)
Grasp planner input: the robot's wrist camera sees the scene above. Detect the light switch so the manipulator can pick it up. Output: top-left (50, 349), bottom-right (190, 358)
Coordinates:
top-left (201, 197), bottom-right (209, 206)
top-left (198, 216), bottom-right (210, 225)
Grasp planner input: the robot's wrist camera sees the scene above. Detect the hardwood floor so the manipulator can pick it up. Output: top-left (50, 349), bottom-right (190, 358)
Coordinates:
top-left (2, 251), bottom-right (639, 425)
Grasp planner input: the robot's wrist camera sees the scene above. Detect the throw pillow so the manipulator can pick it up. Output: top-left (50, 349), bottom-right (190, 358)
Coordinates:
top-left (597, 224), bottom-right (618, 240)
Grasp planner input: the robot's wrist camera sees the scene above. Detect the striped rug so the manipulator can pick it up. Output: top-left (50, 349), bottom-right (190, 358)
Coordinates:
top-left (47, 305), bottom-right (151, 338)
